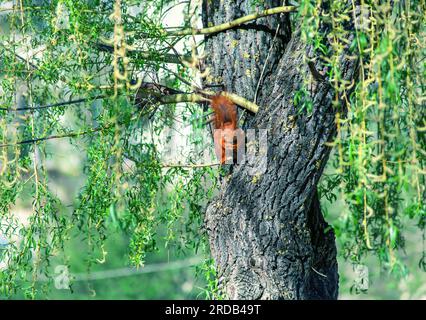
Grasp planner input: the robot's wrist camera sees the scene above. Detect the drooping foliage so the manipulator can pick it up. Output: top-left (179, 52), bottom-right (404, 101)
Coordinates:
top-left (298, 0), bottom-right (425, 273)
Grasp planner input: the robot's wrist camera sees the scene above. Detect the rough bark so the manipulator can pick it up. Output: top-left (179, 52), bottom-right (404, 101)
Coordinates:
top-left (203, 0), bottom-right (358, 299)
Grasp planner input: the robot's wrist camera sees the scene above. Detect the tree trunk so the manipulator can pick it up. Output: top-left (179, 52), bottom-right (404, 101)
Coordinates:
top-left (203, 0), bottom-right (359, 299)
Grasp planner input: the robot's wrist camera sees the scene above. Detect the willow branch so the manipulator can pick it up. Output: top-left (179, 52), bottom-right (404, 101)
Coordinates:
top-left (0, 45), bottom-right (38, 70)
top-left (0, 95), bottom-right (106, 112)
top-left (161, 162), bottom-right (220, 168)
top-left (1, 85), bottom-right (259, 115)
top-left (140, 89), bottom-right (260, 113)
top-left (0, 125), bottom-right (111, 148)
top-left (126, 49), bottom-right (193, 65)
top-left (159, 93), bottom-right (208, 104)
top-left (198, 90), bottom-right (260, 113)
top-left (163, 6), bottom-right (297, 37)
top-left (95, 42), bottom-right (194, 65)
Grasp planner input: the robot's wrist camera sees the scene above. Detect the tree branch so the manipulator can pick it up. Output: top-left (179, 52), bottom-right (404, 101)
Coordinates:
top-left (95, 42), bottom-right (194, 65)
top-left (0, 95), bottom-right (106, 112)
top-left (0, 125), bottom-right (111, 148)
top-left (199, 90), bottom-right (260, 113)
top-left (161, 162), bottom-right (220, 168)
top-left (0, 81), bottom-right (260, 116)
top-left (161, 6), bottom-right (297, 37)
top-left (146, 90), bottom-right (260, 113)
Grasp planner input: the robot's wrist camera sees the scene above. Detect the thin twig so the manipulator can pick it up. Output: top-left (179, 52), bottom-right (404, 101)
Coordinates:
top-left (95, 42), bottom-right (194, 65)
top-left (254, 13), bottom-right (282, 104)
top-left (0, 95), bottom-right (106, 112)
top-left (311, 267), bottom-right (328, 278)
top-left (161, 162), bottom-right (220, 168)
top-left (0, 125), bottom-right (111, 148)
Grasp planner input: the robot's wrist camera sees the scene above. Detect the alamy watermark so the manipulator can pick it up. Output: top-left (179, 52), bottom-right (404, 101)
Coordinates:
top-left (54, 265), bottom-right (71, 290)
top-left (353, 264), bottom-right (369, 291)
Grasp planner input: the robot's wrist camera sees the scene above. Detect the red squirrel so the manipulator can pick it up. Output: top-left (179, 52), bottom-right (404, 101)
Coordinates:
top-left (210, 95), bottom-right (244, 164)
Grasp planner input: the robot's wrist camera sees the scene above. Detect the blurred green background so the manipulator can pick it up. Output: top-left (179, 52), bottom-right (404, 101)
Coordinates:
top-left (3, 134), bottom-right (425, 300)
top-left (20, 221), bottom-right (425, 300)
top-left (36, 216), bottom-right (424, 300)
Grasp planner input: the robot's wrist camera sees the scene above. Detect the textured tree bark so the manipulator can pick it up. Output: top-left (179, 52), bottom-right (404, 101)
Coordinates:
top-left (203, 0), bottom-right (358, 299)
